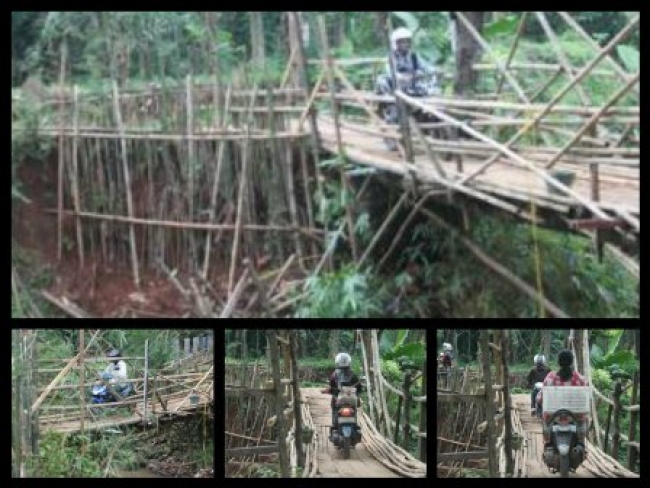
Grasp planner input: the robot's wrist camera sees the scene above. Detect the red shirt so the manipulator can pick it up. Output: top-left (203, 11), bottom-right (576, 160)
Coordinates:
top-left (538, 370), bottom-right (588, 421)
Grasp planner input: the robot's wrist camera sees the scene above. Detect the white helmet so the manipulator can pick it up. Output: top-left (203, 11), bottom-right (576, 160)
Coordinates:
top-left (391, 27), bottom-right (413, 51)
top-left (335, 352), bottom-right (352, 368)
top-left (443, 343), bottom-right (453, 351)
top-left (534, 354), bottom-right (546, 366)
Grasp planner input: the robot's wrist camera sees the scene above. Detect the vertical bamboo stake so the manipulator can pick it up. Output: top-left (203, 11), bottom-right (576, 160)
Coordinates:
top-left (228, 126), bottom-right (252, 296)
top-left (418, 356), bottom-right (426, 463)
top-left (317, 14), bottom-right (359, 262)
top-left (285, 143), bottom-right (304, 263)
top-left (57, 40), bottom-right (68, 262)
top-left (30, 331), bottom-right (39, 456)
top-left (143, 339), bottom-right (149, 427)
top-left (480, 329), bottom-right (497, 477)
top-left (298, 144), bottom-right (318, 261)
top-left (71, 86), bottom-right (85, 268)
top-left (186, 75), bottom-right (196, 273)
top-left (202, 84), bottom-right (232, 279)
top-left (112, 80), bottom-right (141, 289)
top-left (79, 329), bottom-right (85, 435)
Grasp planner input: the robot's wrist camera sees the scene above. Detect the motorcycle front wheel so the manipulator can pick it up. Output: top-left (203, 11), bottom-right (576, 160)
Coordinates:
top-left (342, 436), bottom-right (351, 459)
top-left (560, 454), bottom-right (570, 478)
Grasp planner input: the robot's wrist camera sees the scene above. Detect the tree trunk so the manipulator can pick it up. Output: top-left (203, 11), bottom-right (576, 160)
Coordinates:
top-left (329, 329), bottom-right (340, 359)
top-left (249, 12), bottom-right (266, 70)
top-left (542, 329), bottom-right (551, 359)
top-left (574, 329), bottom-right (585, 376)
top-left (453, 12), bottom-right (485, 96)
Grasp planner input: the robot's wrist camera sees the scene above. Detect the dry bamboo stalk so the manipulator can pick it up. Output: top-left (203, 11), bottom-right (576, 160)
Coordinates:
top-left (220, 268), bottom-right (250, 318)
top-left (45, 208), bottom-right (326, 235)
top-left (536, 12), bottom-right (591, 107)
top-left (544, 73), bottom-right (639, 170)
top-left (297, 68), bottom-right (325, 131)
top-left (202, 84), bottom-right (233, 279)
top-left (186, 75), bottom-right (196, 273)
top-left (112, 80), bottom-right (141, 288)
top-left (71, 85), bottom-right (85, 268)
top-left (57, 42), bottom-right (67, 262)
top-left (284, 144), bottom-right (304, 263)
top-left (320, 92), bottom-right (639, 116)
top-left (408, 115), bottom-right (447, 179)
top-left (228, 124), bottom-right (253, 296)
top-left (495, 13), bottom-right (529, 96)
top-left (358, 192), bottom-right (409, 267)
top-left (280, 46), bottom-right (297, 89)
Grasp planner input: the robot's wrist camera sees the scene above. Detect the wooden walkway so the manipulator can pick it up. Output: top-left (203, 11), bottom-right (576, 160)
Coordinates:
top-left (40, 380), bottom-right (213, 435)
top-left (315, 115), bottom-right (640, 217)
top-left (300, 388), bottom-right (401, 478)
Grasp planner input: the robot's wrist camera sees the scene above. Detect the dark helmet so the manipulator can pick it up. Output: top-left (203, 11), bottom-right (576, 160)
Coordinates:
top-left (107, 349), bottom-right (121, 359)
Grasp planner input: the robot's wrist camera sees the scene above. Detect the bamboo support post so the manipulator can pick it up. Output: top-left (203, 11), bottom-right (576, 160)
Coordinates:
top-left (71, 85), bottom-right (84, 267)
top-left (79, 330), bottom-right (85, 434)
top-left (186, 75), bottom-right (196, 273)
top-left (112, 80), bottom-right (140, 288)
top-left (57, 41), bottom-right (67, 262)
top-left (358, 192), bottom-right (409, 268)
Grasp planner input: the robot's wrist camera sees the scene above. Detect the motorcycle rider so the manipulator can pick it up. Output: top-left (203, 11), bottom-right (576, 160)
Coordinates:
top-left (321, 352), bottom-right (363, 437)
top-left (439, 343), bottom-right (454, 369)
top-left (536, 349), bottom-right (588, 461)
top-left (101, 349), bottom-right (133, 398)
top-left (375, 28), bottom-right (439, 150)
top-left (528, 353), bottom-right (550, 414)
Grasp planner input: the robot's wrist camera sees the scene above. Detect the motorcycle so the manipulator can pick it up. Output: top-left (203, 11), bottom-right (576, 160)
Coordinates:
top-left (329, 385), bottom-right (362, 459)
top-left (90, 379), bottom-right (133, 415)
top-left (375, 72), bottom-right (453, 157)
top-left (541, 386), bottom-right (589, 477)
top-left (532, 382), bottom-right (543, 418)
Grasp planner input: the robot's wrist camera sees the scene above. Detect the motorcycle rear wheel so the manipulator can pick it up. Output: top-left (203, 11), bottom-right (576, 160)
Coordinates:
top-left (342, 437), bottom-right (351, 459)
top-left (560, 454), bottom-right (570, 478)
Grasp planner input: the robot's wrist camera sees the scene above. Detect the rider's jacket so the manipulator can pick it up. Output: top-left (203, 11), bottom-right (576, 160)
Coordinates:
top-left (327, 368), bottom-right (363, 407)
top-left (528, 364), bottom-right (551, 387)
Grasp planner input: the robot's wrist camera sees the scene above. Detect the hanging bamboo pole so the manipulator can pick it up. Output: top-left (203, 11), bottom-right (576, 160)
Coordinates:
top-left (112, 80), bottom-right (140, 289)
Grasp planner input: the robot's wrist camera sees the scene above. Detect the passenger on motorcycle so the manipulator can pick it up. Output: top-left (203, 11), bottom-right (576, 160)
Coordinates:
top-left (321, 352), bottom-right (363, 436)
top-left (375, 28), bottom-right (439, 128)
top-left (536, 349), bottom-right (588, 458)
top-left (528, 354), bottom-right (550, 414)
top-left (101, 349), bottom-right (133, 398)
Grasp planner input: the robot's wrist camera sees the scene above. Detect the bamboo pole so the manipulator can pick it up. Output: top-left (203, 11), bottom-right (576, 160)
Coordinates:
top-left (495, 13), bottom-right (529, 96)
top-left (397, 91), bottom-right (617, 223)
top-left (79, 329), bottom-right (85, 435)
top-left (186, 75), bottom-right (196, 274)
top-left (358, 192), bottom-right (408, 268)
top-left (455, 14), bottom-right (639, 186)
top-left (143, 339), bottom-right (149, 426)
top-left (544, 73), bottom-right (639, 170)
top-left (318, 14), bottom-right (359, 263)
top-left (480, 329), bottom-right (498, 477)
top-left (57, 41), bottom-right (67, 262)
top-left (71, 86), bottom-right (85, 268)
top-left (112, 80), bottom-right (140, 289)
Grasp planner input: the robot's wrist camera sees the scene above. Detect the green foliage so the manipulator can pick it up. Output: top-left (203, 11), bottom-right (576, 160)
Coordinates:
top-left (483, 14), bottom-right (520, 40)
top-left (296, 264), bottom-right (386, 318)
top-left (616, 45), bottom-right (639, 72)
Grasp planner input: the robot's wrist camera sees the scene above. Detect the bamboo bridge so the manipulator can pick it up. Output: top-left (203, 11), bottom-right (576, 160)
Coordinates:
top-left (437, 331), bottom-right (640, 478)
top-left (226, 330), bottom-right (426, 478)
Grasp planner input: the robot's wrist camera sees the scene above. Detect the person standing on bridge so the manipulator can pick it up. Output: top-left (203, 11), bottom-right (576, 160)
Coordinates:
top-left (536, 349), bottom-right (588, 460)
top-left (321, 352), bottom-right (363, 436)
top-left (375, 27), bottom-right (440, 150)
